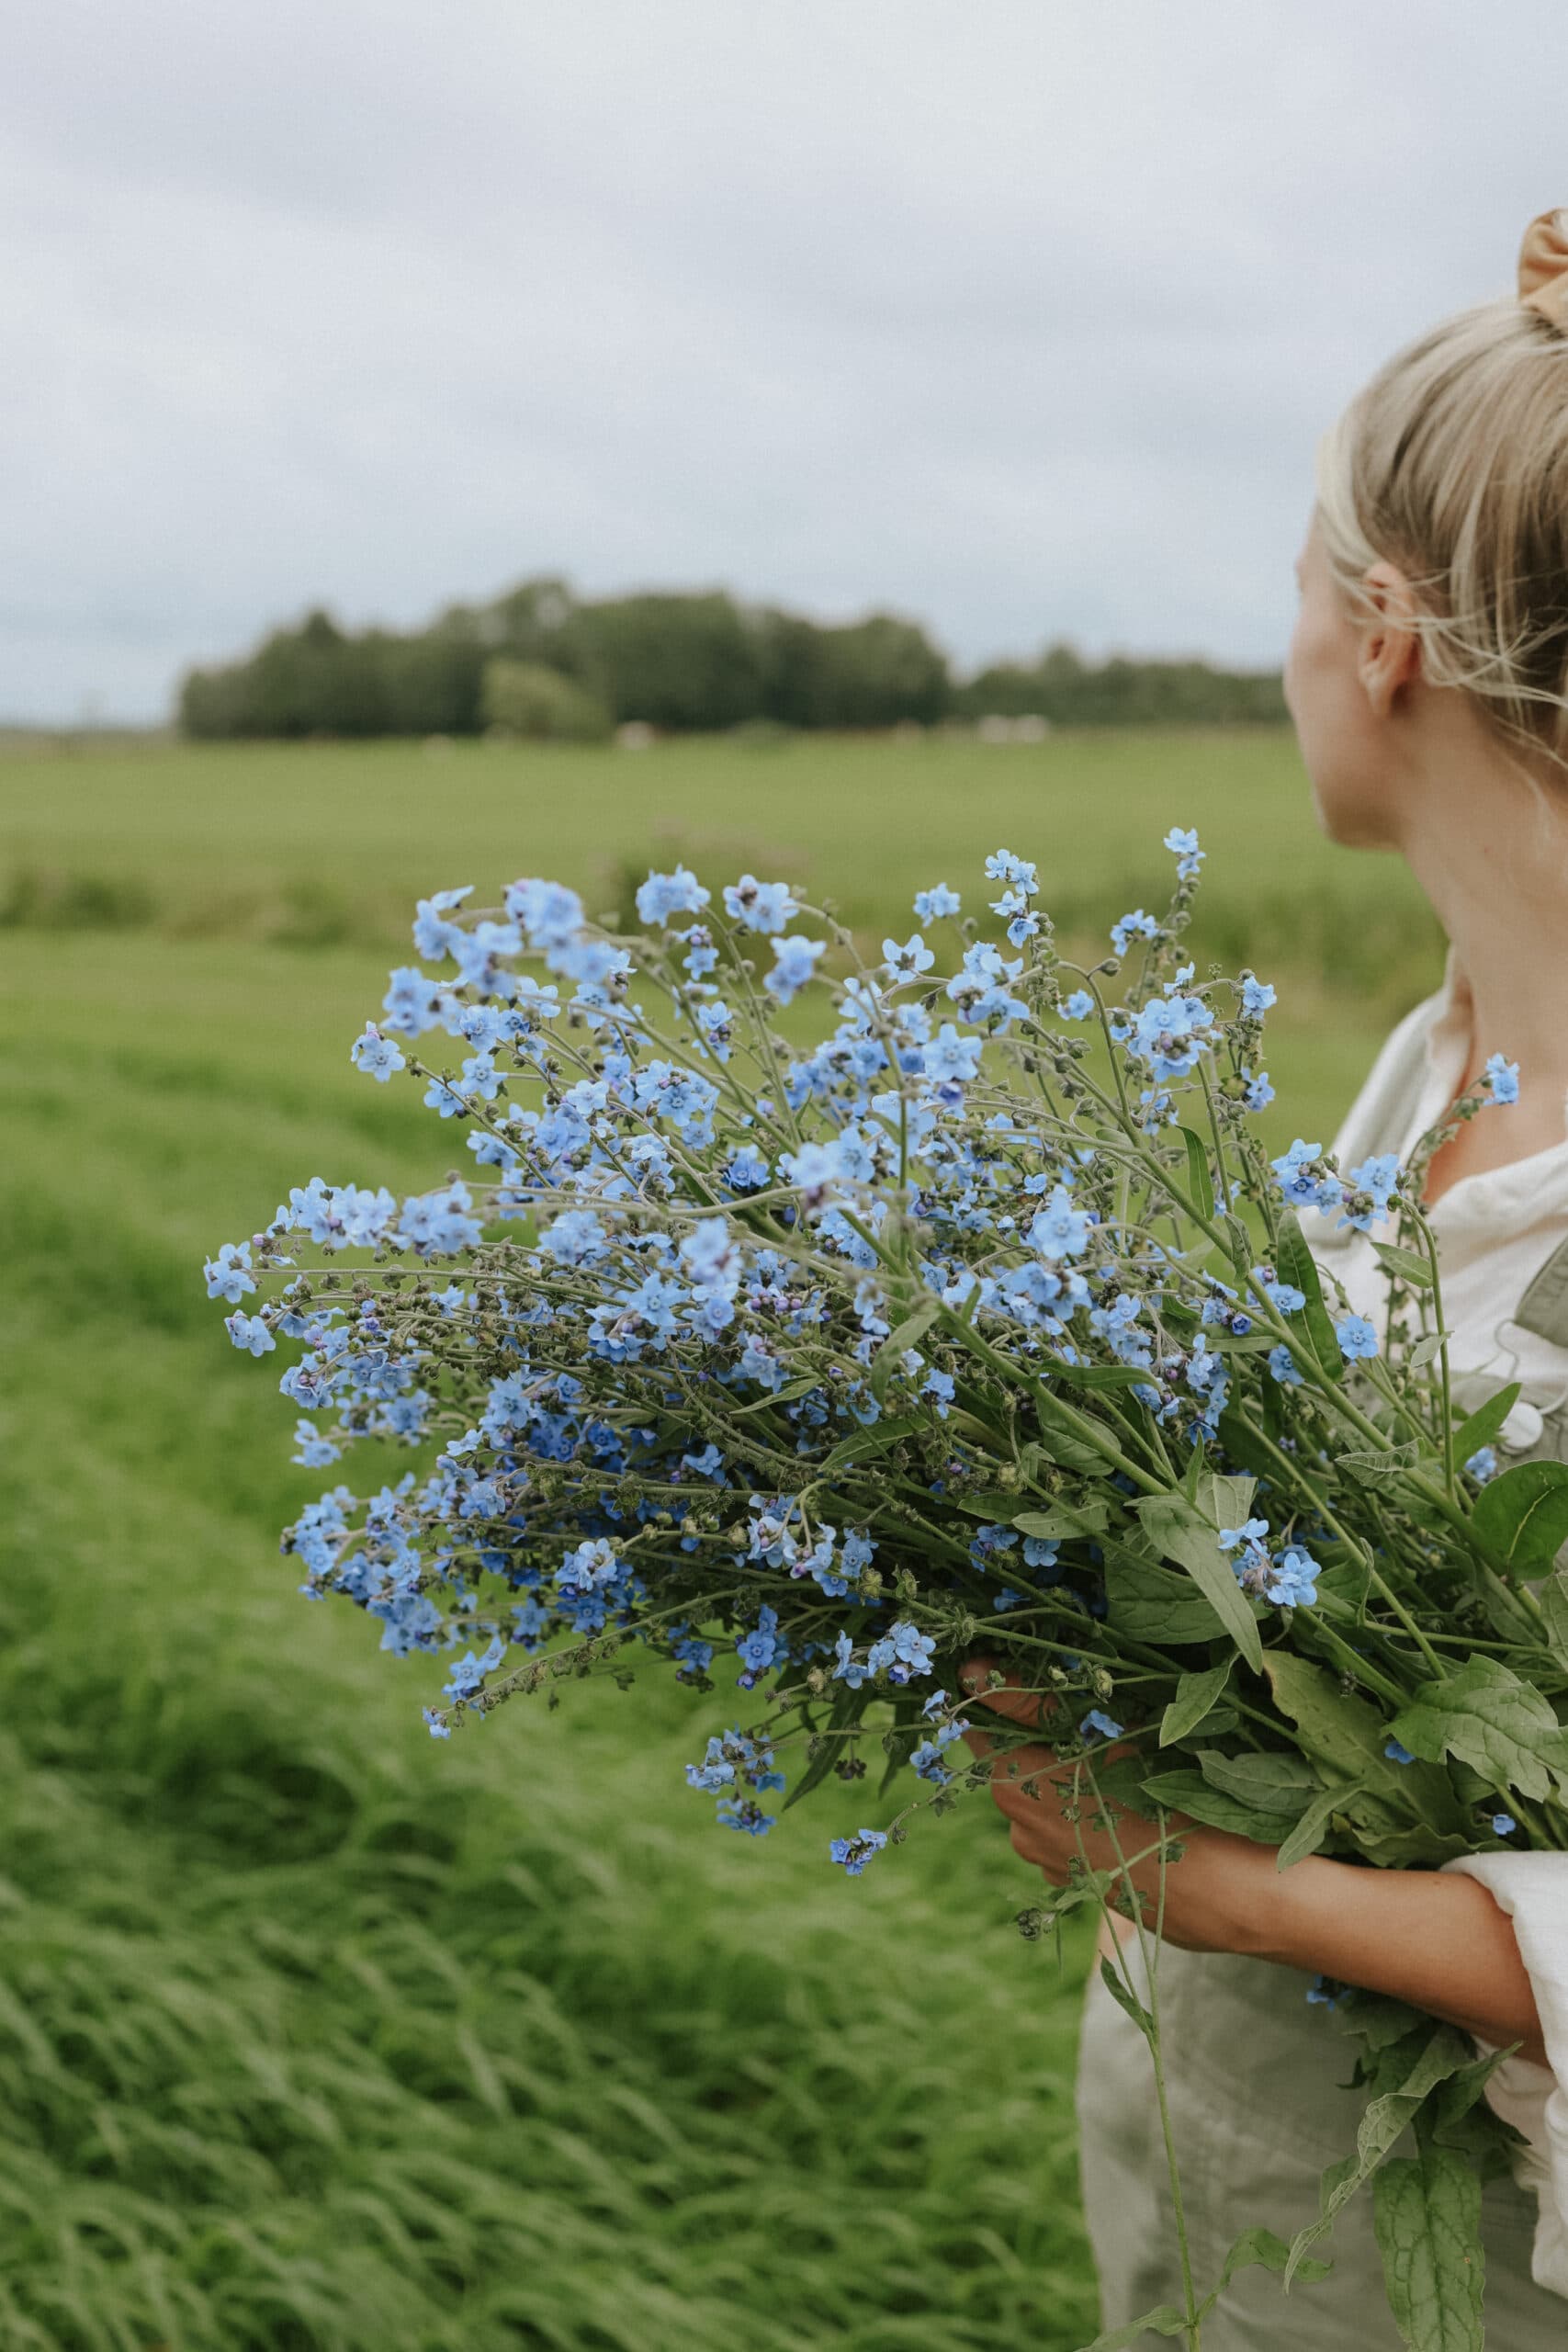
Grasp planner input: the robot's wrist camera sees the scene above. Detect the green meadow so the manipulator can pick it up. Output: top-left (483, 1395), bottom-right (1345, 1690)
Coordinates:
top-left (0, 732), bottom-right (1436, 2350)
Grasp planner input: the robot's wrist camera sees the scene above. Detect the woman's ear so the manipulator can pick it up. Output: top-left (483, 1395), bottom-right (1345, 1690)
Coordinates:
top-left (1357, 560), bottom-right (1424, 718)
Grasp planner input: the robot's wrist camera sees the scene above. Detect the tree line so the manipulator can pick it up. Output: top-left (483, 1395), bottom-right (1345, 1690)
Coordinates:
top-left (177, 577), bottom-right (1286, 741)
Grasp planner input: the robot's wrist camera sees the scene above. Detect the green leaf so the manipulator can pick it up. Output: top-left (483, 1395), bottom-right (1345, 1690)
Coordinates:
top-left (783, 1688), bottom-right (863, 1812)
top-left (1095, 1954), bottom-right (1152, 2039)
top-left (1105, 1555), bottom-right (1230, 1645)
top-left (1273, 1207), bottom-right (1346, 1383)
top-left (1196, 1747), bottom-right (1318, 1815)
top-left (1011, 1501), bottom-right (1111, 1539)
top-left (1213, 1407), bottom-right (1280, 1482)
top-left (727, 1375), bottom-right (821, 1415)
top-left (1450, 1382), bottom-right (1521, 1467)
top-left (1197, 2226), bottom-right (1332, 2316)
top-left (1409, 1331), bottom-right (1452, 1370)
top-left (1340, 1441), bottom-right (1423, 1487)
top-left (1372, 1240), bottom-right (1437, 1289)
top-left (1159, 1660), bottom-right (1235, 1747)
top-left (1132, 1492), bottom-right (1264, 1672)
top-left (867, 1298), bottom-right (942, 1403)
top-left (1138, 1769), bottom-right (1282, 1842)
top-left (1470, 1458), bottom-right (1568, 1577)
top-left (1371, 2141), bottom-right (1483, 2352)
top-left (1283, 2023), bottom-right (1476, 2286)
top-left (1199, 1470), bottom-right (1257, 1532)
top-left (1389, 1657), bottom-right (1568, 1806)
top-left (1261, 1663), bottom-right (1467, 1852)
top-left (1540, 1568), bottom-right (1568, 1668)
top-left (1178, 1125), bottom-right (1213, 1219)
top-left (818, 1414), bottom-right (922, 1473)
top-left (1076, 2304), bottom-right (1193, 2351)
top-left (1276, 1781), bottom-right (1360, 1871)
top-left (1031, 1393), bottom-right (1118, 1476)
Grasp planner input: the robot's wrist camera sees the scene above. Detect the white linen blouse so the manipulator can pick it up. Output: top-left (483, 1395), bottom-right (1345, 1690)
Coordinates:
top-left (1302, 941), bottom-right (1568, 2299)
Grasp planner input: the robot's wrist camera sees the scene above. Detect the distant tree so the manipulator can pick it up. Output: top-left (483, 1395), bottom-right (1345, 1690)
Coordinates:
top-left (558, 594), bottom-right (766, 730)
top-left (754, 609), bottom-right (951, 728)
top-left (480, 658), bottom-right (613, 742)
top-left (954, 639), bottom-right (1285, 727)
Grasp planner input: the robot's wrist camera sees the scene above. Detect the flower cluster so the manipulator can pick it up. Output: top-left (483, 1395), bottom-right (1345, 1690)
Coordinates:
top-left (209, 828), bottom-right (1553, 1902)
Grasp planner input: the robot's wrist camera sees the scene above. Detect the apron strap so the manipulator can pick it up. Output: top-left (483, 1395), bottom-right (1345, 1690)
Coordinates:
top-left (1511, 1232), bottom-right (1568, 1350)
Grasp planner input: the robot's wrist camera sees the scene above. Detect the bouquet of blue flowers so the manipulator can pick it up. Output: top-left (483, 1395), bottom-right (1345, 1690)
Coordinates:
top-left (209, 827), bottom-right (1568, 2351)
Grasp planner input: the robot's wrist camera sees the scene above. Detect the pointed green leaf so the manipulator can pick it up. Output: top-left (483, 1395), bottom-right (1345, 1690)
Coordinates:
top-left (1076, 2304), bottom-right (1193, 2352)
top-left (1410, 1330), bottom-right (1452, 1370)
top-left (1178, 1124), bottom-right (1214, 1219)
top-left (1389, 1657), bottom-right (1568, 1806)
top-left (1011, 1500), bottom-right (1111, 1539)
top-left (1198, 2226), bottom-right (1332, 2315)
top-left (1371, 2143), bottom-right (1483, 2352)
top-left (1470, 1458), bottom-right (1568, 1577)
top-left (1540, 1568), bottom-right (1568, 1668)
top-left (1138, 1769), bottom-right (1283, 1842)
top-left (1450, 1382), bottom-right (1521, 1468)
top-left (1196, 1747), bottom-right (1318, 1815)
top-left (868, 1297), bottom-right (942, 1402)
top-left (1283, 2023), bottom-right (1475, 2286)
top-left (1159, 1659), bottom-right (1235, 1747)
top-left (1341, 1441), bottom-right (1422, 1487)
top-left (1133, 1492), bottom-right (1264, 1671)
top-left (1096, 1954), bottom-right (1153, 2039)
top-left (1273, 1207), bottom-right (1346, 1383)
top-left (1372, 1240), bottom-right (1437, 1289)
top-left (1276, 1781), bottom-right (1360, 1871)
top-left (1105, 1555), bottom-right (1231, 1645)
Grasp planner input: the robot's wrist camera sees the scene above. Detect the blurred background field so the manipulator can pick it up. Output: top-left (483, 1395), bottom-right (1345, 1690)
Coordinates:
top-left (0, 729), bottom-right (1438, 2351)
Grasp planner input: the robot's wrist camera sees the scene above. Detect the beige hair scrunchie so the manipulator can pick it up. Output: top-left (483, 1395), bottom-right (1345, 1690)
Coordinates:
top-left (1518, 207), bottom-right (1568, 329)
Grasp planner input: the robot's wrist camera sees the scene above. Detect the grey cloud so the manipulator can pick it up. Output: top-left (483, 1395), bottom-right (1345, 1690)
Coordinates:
top-left (2, 0), bottom-right (1564, 718)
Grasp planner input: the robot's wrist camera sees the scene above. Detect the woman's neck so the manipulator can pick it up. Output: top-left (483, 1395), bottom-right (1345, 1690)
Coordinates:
top-left (1397, 747), bottom-right (1568, 1186)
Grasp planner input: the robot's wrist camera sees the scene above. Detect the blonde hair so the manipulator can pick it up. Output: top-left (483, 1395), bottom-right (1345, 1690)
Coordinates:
top-left (1314, 288), bottom-right (1568, 789)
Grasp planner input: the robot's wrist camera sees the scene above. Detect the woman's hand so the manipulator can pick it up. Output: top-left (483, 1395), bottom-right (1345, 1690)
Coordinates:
top-left (960, 1656), bottom-right (1550, 2066)
top-left (958, 1656), bottom-right (1284, 1955)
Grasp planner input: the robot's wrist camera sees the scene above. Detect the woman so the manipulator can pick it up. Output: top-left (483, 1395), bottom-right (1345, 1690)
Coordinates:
top-left (963, 209), bottom-right (1568, 2346)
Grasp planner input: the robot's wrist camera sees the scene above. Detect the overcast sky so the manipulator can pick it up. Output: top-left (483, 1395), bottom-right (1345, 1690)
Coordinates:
top-left (4, 2), bottom-right (1566, 721)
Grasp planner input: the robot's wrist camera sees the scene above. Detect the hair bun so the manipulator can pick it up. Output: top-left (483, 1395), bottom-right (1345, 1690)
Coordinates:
top-left (1518, 208), bottom-right (1568, 329)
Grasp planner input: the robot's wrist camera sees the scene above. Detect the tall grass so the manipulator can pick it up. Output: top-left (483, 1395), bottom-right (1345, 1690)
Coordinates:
top-left (0, 733), bottom-right (1445, 1015)
top-left (0, 737), bottom-right (1398, 2348)
top-left (2, 933), bottom-right (1107, 2351)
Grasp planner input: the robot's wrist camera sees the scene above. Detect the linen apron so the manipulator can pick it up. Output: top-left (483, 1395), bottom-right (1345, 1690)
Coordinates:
top-left (1073, 1235), bottom-right (1568, 2347)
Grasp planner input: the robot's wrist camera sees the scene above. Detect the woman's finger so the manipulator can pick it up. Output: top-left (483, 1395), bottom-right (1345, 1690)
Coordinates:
top-left (958, 1654), bottom-right (1056, 1734)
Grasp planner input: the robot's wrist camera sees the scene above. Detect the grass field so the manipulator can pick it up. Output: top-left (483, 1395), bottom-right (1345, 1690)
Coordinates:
top-left (0, 735), bottom-right (1425, 2350)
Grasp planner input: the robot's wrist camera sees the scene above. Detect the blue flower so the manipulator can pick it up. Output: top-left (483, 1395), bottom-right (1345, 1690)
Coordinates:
top-left (1241, 1068), bottom-right (1275, 1112)
top-left (1028, 1184), bottom-right (1093, 1261)
top-left (1483, 1053), bottom-right (1520, 1105)
top-left (1492, 1812), bottom-right (1517, 1837)
top-left (723, 875), bottom-right (798, 933)
top-left (204, 1240), bottom-right (256, 1304)
top-left (913, 883), bottom-right (961, 921)
top-left (716, 1797), bottom-right (776, 1835)
top-left (1269, 1137), bottom-right (1344, 1214)
top-left (1336, 1314), bottom-right (1379, 1363)
top-left (1384, 1738), bottom-right (1416, 1765)
top-left (1265, 1544), bottom-right (1320, 1609)
top-left (1267, 1343), bottom-right (1303, 1385)
top-left (883, 932), bottom-right (935, 979)
top-left (1239, 973), bottom-right (1275, 1017)
top-left (1078, 1709), bottom-right (1123, 1741)
top-left (1465, 1444), bottom-right (1499, 1485)
top-left (923, 1023), bottom-right (983, 1084)
top-left (1110, 908), bottom-right (1159, 956)
top-left (351, 1025), bottom-right (407, 1082)
top-left (829, 1827), bottom-right (888, 1875)
top-left (637, 865), bottom-right (710, 924)
top-left (225, 1310), bottom-right (276, 1357)
top-left (765, 934), bottom-right (827, 1005)
top-left (1163, 826), bottom-right (1204, 880)
top-left (1061, 989), bottom-right (1095, 1021)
